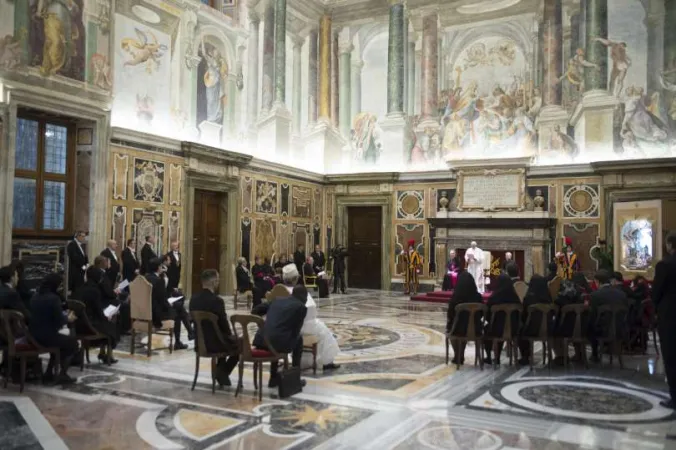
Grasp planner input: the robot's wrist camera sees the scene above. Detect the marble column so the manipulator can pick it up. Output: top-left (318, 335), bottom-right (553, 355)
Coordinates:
top-left (339, 44), bottom-right (352, 137)
top-left (542, 0), bottom-right (562, 106)
top-left (403, 11), bottom-right (409, 114)
top-left (292, 38), bottom-right (302, 136)
top-left (570, 0), bottom-right (617, 157)
top-left (407, 40), bottom-right (415, 115)
top-left (261, 1), bottom-right (275, 112)
top-left (274, 0), bottom-right (286, 106)
top-left (319, 15), bottom-right (331, 121)
top-left (584, 0), bottom-right (608, 93)
top-left (351, 58), bottom-right (363, 120)
top-left (308, 29), bottom-right (319, 126)
top-left (246, 13), bottom-right (260, 130)
top-left (535, 0), bottom-right (569, 154)
top-left (665, 0), bottom-right (676, 69)
top-left (420, 13), bottom-right (438, 125)
top-left (644, 11), bottom-right (664, 95)
top-left (414, 48), bottom-right (421, 115)
top-left (387, 0), bottom-right (405, 116)
top-left (331, 31), bottom-right (340, 128)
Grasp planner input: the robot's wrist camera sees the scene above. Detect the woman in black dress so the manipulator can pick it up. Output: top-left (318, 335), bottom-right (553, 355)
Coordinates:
top-left (484, 274), bottom-right (521, 365)
top-left (517, 274), bottom-right (552, 365)
top-left (446, 272), bottom-right (483, 365)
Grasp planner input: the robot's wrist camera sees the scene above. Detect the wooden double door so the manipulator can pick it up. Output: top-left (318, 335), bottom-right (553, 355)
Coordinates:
top-left (347, 206), bottom-right (382, 289)
top-left (191, 189), bottom-right (224, 292)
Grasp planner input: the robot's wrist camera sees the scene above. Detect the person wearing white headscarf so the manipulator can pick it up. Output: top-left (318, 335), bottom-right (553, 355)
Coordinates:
top-left (281, 265), bottom-right (341, 370)
top-left (465, 241), bottom-right (485, 294)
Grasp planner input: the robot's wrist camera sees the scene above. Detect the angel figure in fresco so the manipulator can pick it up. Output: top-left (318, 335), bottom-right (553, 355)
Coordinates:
top-left (549, 125), bottom-right (578, 158)
top-left (121, 28), bottom-right (167, 74)
top-left (556, 48), bottom-right (599, 92)
top-left (0, 35), bottom-right (22, 70)
top-left (593, 37), bottom-right (631, 98)
top-left (200, 39), bottom-right (228, 123)
top-left (351, 113), bottom-right (382, 163)
top-left (620, 85), bottom-right (668, 152)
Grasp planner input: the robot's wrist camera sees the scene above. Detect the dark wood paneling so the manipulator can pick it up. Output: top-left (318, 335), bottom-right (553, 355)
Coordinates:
top-left (347, 206), bottom-right (382, 289)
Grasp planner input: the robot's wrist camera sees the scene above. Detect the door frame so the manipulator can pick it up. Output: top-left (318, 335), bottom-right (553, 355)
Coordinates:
top-left (336, 195), bottom-right (392, 291)
top-left (184, 176), bottom-right (239, 297)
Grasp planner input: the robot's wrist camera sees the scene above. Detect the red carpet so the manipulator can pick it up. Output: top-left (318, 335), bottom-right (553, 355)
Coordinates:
top-left (410, 290), bottom-right (491, 303)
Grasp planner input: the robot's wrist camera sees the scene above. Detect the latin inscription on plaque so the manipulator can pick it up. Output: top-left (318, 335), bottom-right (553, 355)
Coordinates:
top-left (461, 173), bottom-right (522, 209)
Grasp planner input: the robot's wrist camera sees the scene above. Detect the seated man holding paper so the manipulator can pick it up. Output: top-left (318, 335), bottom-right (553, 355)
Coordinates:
top-left (75, 267), bottom-right (120, 364)
top-left (146, 258), bottom-right (193, 350)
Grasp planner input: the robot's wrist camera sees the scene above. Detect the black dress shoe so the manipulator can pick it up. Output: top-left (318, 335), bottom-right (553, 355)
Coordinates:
top-left (56, 374), bottom-right (76, 385)
top-left (268, 376), bottom-right (279, 388)
top-left (187, 332), bottom-right (195, 341)
top-left (660, 400), bottom-right (676, 409)
top-left (216, 375), bottom-right (232, 387)
top-left (323, 363), bottom-right (341, 371)
top-left (173, 341), bottom-right (188, 350)
top-left (97, 354), bottom-right (119, 364)
top-left (301, 379), bottom-right (307, 387)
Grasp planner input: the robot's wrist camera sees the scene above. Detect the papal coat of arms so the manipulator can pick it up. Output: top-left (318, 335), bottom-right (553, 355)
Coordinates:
top-left (133, 159), bottom-right (165, 203)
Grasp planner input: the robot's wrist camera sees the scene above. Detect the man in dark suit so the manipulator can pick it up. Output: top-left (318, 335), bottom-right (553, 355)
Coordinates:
top-left (94, 256), bottom-right (120, 306)
top-left (165, 241), bottom-right (181, 292)
top-left (293, 244), bottom-right (306, 276)
top-left (190, 269), bottom-right (239, 386)
top-left (101, 240), bottom-right (120, 285)
top-left (502, 252), bottom-right (514, 271)
top-left (654, 232), bottom-right (676, 408)
top-left (141, 236), bottom-right (157, 275)
top-left (588, 269), bottom-right (628, 361)
top-left (311, 245), bottom-right (326, 273)
top-left (505, 261), bottom-right (520, 282)
top-left (121, 239), bottom-right (140, 283)
top-left (331, 245), bottom-right (348, 294)
top-left (0, 265), bottom-right (31, 321)
top-left (66, 231), bottom-right (89, 293)
top-left (252, 265), bottom-right (308, 387)
top-left (145, 258), bottom-right (192, 350)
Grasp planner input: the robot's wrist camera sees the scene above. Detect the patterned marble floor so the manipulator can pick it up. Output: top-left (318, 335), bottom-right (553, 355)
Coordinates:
top-left (1, 289), bottom-right (673, 449)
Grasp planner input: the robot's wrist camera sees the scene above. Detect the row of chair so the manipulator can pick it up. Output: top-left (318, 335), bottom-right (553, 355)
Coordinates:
top-left (445, 302), bottom-right (630, 371)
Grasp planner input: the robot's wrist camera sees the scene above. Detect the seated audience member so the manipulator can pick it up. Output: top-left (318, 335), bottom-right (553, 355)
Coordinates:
top-left (588, 270), bottom-right (629, 361)
top-left (236, 257), bottom-right (263, 307)
top-left (145, 258), bottom-right (193, 350)
top-left (572, 272), bottom-right (592, 296)
top-left (0, 265), bottom-right (32, 322)
top-left (252, 256), bottom-right (275, 293)
top-left (274, 254), bottom-right (289, 271)
top-left (94, 256), bottom-right (120, 306)
top-left (484, 274), bottom-right (521, 364)
top-left (29, 274), bottom-right (79, 384)
top-left (75, 267), bottom-right (119, 364)
top-left (551, 279), bottom-right (586, 361)
top-left (190, 269), bottom-right (239, 387)
top-left (612, 271), bottom-right (637, 301)
top-left (302, 256), bottom-right (316, 286)
top-left (280, 265), bottom-right (340, 370)
top-left (631, 275), bottom-right (650, 300)
top-left (446, 272), bottom-right (483, 365)
top-left (546, 262), bottom-right (559, 282)
top-left (505, 262), bottom-right (520, 282)
top-left (252, 280), bottom-right (308, 387)
top-left (9, 260), bottom-right (32, 307)
top-left (272, 267), bottom-right (283, 285)
top-left (517, 274), bottom-right (552, 365)
top-left (442, 250), bottom-right (462, 291)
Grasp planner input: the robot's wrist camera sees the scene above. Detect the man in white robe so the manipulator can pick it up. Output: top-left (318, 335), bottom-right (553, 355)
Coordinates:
top-left (281, 265), bottom-right (341, 370)
top-left (465, 241), bottom-right (485, 294)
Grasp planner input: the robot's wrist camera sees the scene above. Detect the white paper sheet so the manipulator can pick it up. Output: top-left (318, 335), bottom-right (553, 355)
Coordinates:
top-left (104, 304), bottom-right (120, 319)
top-left (117, 279), bottom-right (130, 290)
top-left (168, 296), bottom-right (184, 305)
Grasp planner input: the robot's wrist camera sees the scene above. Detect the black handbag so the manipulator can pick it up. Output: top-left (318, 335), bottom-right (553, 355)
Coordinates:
top-left (277, 366), bottom-right (302, 398)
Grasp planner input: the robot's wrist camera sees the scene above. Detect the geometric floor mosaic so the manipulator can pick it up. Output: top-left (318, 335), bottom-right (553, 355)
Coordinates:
top-left (0, 289), bottom-right (672, 449)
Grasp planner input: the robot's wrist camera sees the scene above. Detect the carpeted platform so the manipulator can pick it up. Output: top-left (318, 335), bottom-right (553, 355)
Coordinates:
top-left (410, 290), bottom-right (490, 303)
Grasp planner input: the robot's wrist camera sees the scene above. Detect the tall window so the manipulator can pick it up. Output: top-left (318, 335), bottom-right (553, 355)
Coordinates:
top-left (13, 115), bottom-right (75, 235)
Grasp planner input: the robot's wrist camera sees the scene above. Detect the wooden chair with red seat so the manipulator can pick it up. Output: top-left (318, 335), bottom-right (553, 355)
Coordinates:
top-left (230, 314), bottom-right (289, 401)
top-left (0, 310), bottom-right (60, 393)
top-left (513, 281), bottom-right (528, 303)
top-left (67, 300), bottom-right (112, 370)
top-left (190, 310), bottom-right (240, 394)
top-left (547, 276), bottom-right (562, 302)
top-left (446, 303), bottom-right (488, 370)
top-left (521, 303), bottom-right (559, 370)
top-left (487, 303), bottom-right (523, 368)
top-left (129, 276), bottom-right (174, 357)
top-left (560, 303), bottom-right (590, 369)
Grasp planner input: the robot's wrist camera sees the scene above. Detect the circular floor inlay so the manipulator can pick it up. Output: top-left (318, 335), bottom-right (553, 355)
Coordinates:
top-left (328, 324), bottom-right (400, 351)
top-left (498, 380), bottom-right (673, 422)
top-left (519, 385), bottom-right (652, 415)
top-left (417, 426), bottom-right (502, 450)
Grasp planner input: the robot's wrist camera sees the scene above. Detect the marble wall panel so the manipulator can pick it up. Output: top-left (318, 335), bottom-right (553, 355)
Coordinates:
top-left (240, 217), bottom-right (251, 263)
top-left (241, 177), bottom-right (253, 214)
top-left (562, 184), bottom-right (601, 218)
top-left (11, 241), bottom-right (66, 291)
top-left (168, 164), bottom-right (182, 207)
top-left (168, 210), bottom-right (181, 244)
top-left (133, 158), bottom-right (165, 204)
top-left (254, 218), bottom-right (277, 261)
top-left (111, 206), bottom-right (127, 247)
top-left (396, 190), bottom-right (425, 220)
top-left (132, 209), bottom-right (164, 257)
top-left (394, 224), bottom-right (425, 276)
top-left (113, 154), bottom-right (129, 200)
top-left (255, 180), bottom-right (278, 214)
top-left (292, 185), bottom-right (312, 219)
top-left (75, 149), bottom-right (92, 232)
top-left (280, 184), bottom-right (290, 216)
top-left (313, 188), bottom-right (323, 223)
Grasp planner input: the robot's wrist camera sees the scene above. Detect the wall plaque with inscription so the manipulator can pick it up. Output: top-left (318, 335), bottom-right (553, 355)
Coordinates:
top-left (457, 169), bottom-right (526, 211)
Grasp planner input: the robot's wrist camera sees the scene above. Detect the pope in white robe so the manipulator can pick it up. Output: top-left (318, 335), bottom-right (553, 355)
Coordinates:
top-left (465, 242), bottom-right (485, 294)
top-left (282, 269), bottom-right (340, 369)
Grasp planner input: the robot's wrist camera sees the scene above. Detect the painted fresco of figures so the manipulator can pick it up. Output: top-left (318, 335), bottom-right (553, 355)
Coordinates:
top-left (197, 40), bottom-right (228, 125)
top-left (28, 0), bottom-right (85, 81)
top-left (351, 113), bottom-right (382, 163)
top-left (556, 48), bottom-right (599, 93)
top-left (620, 86), bottom-right (669, 156)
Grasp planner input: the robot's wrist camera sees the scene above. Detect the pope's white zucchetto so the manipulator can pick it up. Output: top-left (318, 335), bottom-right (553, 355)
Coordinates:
top-left (282, 264), bottom-right (299, 278)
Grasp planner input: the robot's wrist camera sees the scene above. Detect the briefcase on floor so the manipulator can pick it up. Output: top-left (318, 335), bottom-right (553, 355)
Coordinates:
top-left (318, 279), bottom-right (329, 298)
top-left (278, 366), bottom-right (302, 398)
